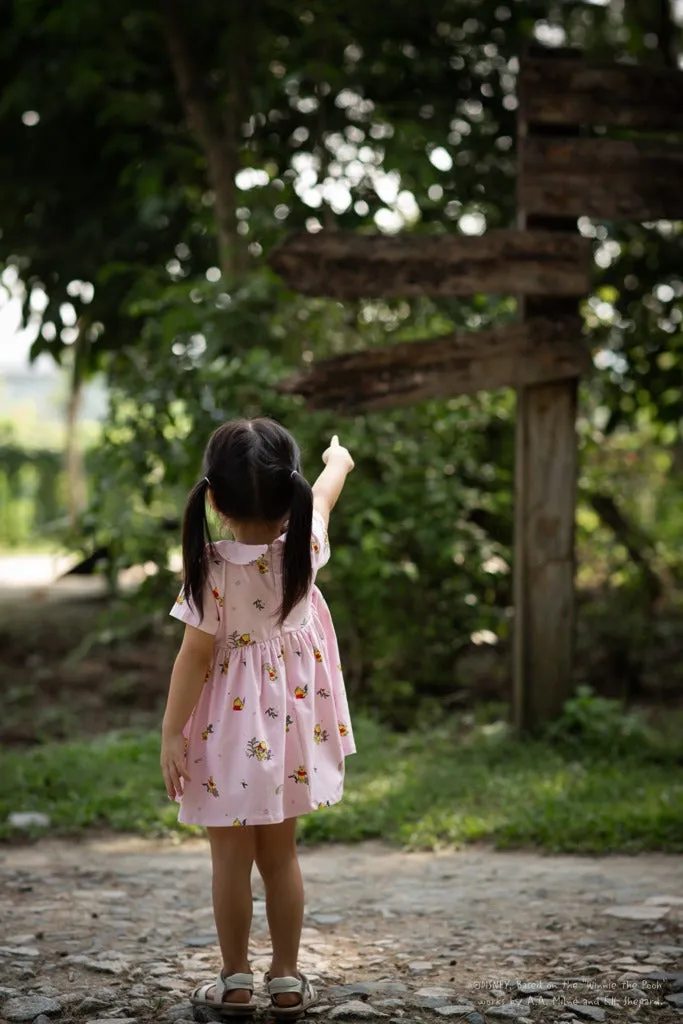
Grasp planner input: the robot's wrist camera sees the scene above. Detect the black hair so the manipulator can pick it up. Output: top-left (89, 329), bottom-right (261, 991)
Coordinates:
top-left (182, 418), bottom-right (313, 625)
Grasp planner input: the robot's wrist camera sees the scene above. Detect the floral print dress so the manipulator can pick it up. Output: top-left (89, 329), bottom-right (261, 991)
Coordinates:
top-left (170, 511), bottom-right (356, 827)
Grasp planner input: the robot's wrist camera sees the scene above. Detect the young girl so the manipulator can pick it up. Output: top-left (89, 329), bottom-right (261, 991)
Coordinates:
top-left (161, 418), bottom-right (355, 1019)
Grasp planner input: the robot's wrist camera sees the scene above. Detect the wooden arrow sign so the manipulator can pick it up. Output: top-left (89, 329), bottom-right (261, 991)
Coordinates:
top-left (279, 317), bottom-right (590, 412)
top-left (519, 56), bottom-right (683, 132)
top-left (269, 230), bottom-right (592, 299)
top-left (519, 136), bottom-right (683, 222)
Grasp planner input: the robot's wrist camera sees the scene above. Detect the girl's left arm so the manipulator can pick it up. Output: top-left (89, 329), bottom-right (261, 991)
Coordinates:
top-left (161, 624), bottom-right (214, 798)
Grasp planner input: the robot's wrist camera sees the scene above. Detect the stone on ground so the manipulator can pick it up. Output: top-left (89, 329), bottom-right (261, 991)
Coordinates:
top-left (566, 1004), bottom-right (606, 1021)
top-left (329, 1000), bottom-right (389, 1018)
top-left (2, 996), bottom-right (62, 1021)
top-left (486, 1002), bottom-right (532, 1019)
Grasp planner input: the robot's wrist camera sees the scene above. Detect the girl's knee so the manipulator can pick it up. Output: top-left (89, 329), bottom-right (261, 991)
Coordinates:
top-left (208, 825), bottom-right (256, 860)
top-left (254, 819), bottom-right (298, 875)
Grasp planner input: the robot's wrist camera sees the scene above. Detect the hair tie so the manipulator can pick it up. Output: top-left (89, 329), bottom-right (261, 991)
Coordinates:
top-left (290, 469), bottom-right (298, 480)
top-left (203, 476), bottom-right (211, 487)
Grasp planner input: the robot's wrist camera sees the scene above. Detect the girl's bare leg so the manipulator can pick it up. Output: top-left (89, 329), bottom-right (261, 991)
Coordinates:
top-left (206, 825), bottom-right (256, 1004)
top-left (255, 818), bottom-right (304, 1008)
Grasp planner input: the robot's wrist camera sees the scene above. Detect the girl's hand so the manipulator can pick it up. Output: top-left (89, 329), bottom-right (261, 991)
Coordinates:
top-left (322, 435), bottom-right (354, 471)
top-left (161, 731), bottom-right (191, 800)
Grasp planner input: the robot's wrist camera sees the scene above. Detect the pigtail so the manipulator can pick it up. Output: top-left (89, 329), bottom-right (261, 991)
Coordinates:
top-left (280, 472), bottom-right (313, 624)
top-left (182, 478), bottom-right (212, 619)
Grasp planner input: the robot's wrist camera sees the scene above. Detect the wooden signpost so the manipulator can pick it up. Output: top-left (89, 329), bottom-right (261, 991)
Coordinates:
top-left (512, 53), bottom-right (683, 729)
top-left (269, 51), bottom-right (683, 733)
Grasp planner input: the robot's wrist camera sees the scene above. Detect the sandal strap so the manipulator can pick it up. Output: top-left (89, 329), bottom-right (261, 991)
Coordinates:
top-left (215, 971), bottom-right (254, 999)
top-left (192, 982), bottom-right (215, 1002)
top-left (268, 976), bottom-right (304, 996)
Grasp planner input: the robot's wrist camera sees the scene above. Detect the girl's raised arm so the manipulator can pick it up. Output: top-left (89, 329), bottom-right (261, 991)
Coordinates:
top-left (312, 435), bottom-right (354, 528)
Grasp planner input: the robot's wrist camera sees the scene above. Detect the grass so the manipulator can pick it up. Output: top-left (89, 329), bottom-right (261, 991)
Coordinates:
top-left (1, 716), bottom-right (682, 852)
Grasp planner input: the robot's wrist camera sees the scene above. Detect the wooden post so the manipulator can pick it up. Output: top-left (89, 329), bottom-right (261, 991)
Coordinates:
top-left (513, 369), bottom-right (578, 732)
top-left (513, 64), bottom-right (583, 734)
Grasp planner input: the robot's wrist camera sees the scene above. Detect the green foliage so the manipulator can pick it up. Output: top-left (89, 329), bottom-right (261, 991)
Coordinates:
top-left (0, 731), bottom-right (186, 838)
top-left (0, 439), bottom-right (64, 544)
top-left (0, 432), bottom-right (106, 546)
top-left (305, 717), bottom-right (683, 852)
top-left (544, 685), bottom-right (661, 758)
top-left (1, 713), bottom-right (681, 851)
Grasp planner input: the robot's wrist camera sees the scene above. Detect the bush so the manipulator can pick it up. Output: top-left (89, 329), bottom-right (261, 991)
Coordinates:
top-left (544, 685), bottom-right (677, 761)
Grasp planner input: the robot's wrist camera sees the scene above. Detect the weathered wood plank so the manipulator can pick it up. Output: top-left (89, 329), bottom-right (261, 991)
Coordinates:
top-left (269, 230), bottom-right (592, 298)
top-left (519, 136), bottom-right (683, 221)
top-left (519, 57), bottom-right (683, 132)
top-left (513, 378), bottom-right (578, 732)
top-left (279, 318), bottom-right (590, 411)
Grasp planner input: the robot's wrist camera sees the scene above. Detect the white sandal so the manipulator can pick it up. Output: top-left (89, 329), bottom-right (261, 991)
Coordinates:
top-left (190, 971), bottom-right (256, 1017)
top-left (266, 972), bottom-right (318, 1019)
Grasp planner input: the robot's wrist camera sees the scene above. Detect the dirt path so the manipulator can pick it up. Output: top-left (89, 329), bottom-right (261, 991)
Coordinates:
top-left (1, 837), bottom-right (682, 1024)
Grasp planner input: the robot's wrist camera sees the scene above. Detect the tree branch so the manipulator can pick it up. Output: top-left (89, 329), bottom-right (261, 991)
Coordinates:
top-left (588, 491), bottom-right (663, 603)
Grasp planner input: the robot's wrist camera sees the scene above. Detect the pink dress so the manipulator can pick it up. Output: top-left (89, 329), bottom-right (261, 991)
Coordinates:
top-left (170, 510), bottom-right (356, 827)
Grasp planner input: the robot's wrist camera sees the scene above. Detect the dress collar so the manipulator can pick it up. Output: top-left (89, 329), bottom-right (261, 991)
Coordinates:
top-left (210, 533), bottom-right (286, 565)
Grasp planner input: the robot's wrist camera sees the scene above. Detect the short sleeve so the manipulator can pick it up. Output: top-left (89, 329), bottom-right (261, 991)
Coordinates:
top-left (170, 569), bottom-right (221, 635)
top-left (311, 509), bottom-right (331, 572)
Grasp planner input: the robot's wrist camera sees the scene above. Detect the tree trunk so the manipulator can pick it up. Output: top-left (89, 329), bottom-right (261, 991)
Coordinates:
top-left (64, 330), bottom-right (87, 527)
top-left (161, 0), bottom-right (255, 277)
